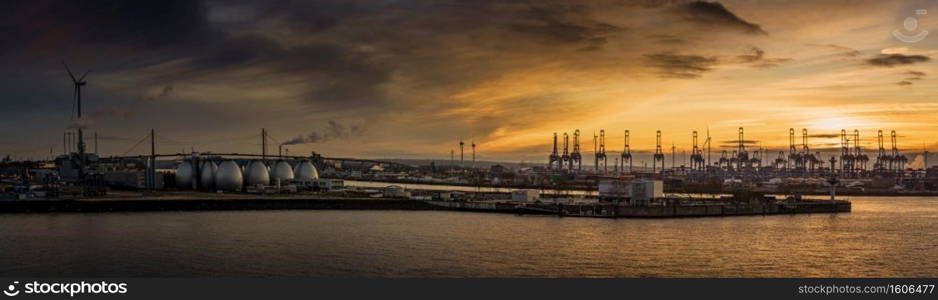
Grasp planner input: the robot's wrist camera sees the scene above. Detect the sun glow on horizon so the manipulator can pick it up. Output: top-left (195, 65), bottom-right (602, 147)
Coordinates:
top-left (803, 116), bottom-right (875, 132)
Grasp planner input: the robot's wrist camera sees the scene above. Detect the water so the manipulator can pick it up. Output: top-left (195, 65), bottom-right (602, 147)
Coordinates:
top-left (0, 197), bottom-right (936, 277)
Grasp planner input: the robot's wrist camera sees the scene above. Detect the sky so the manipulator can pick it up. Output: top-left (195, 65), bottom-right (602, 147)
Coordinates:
top-left (1, 0), bottom-right (937, 164)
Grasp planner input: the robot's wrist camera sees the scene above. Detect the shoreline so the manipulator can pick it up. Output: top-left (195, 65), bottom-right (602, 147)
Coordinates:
top-left (341, 178), bottom-right (938, 197)
top-left (0, 197), bottom-right (440, 214)
top-left (0, 194), bottom-right (851, 218)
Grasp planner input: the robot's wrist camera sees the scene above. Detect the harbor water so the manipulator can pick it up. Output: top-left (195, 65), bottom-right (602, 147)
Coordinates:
top-left (0, 196), bottom-right (936, 277)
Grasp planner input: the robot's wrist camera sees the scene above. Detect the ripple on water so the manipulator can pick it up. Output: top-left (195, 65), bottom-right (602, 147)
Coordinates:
top-left (0, 196), bottom-right (936, 277)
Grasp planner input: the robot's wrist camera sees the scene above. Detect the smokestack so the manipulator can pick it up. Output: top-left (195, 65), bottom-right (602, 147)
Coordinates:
top-left (472, 141), bottom-right (476, 169)
top-left (150, 128), bottom-right (156, 190)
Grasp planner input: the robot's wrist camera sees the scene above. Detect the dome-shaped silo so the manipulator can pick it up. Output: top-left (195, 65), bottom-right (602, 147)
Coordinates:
top-left (216, 161), bottom-right (243, 192)
top-left (294, 160), bottom-right (319, 181)
top-left (175, 161), bottom-right (194, 189)
top-left (200, 161), bottom-right (219, 190)
top-left (272, 160), bottom-right (294, 183)
top-left (245, 160), bottom-right (270, 186)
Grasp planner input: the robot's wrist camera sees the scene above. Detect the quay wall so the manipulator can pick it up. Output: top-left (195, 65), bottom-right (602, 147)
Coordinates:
top-left (0, 198), bottom-right (439, 214)
top-left (0, 197), bottom-right (851, 218)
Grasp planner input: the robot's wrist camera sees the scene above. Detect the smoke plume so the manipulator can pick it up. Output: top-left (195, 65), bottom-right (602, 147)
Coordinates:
top-left (283, 120), bottom-right (364, 145)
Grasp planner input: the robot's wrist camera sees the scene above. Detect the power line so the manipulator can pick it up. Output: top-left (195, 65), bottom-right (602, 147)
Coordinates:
top-left (120, 134), bottom-right (151, 156)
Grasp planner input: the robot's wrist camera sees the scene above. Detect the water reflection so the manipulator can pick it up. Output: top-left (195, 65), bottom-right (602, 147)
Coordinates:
top-left (0, 197), bottom-right (935, 277)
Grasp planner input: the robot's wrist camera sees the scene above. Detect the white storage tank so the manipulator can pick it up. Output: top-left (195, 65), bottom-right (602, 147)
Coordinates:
top-left (245, 160), bottom-right (270, 186)
top-left (200, 161), bottom-right (219, 190)
top-left (294, 161), bottom-right (319, 181)
top-left (175, 161), bottom-right (194, 189)
top-left (272, 160), bottom-right (294, 182)
top-left (216, 161), bottom-right (243, 192)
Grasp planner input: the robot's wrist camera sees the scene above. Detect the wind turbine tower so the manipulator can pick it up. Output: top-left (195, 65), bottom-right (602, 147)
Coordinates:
top-left (471, 141), bottom-right (476, 169)
top-left (459, 139), bottom-right (464, 167)
top-left (63, 62), bottom-right (90, 179)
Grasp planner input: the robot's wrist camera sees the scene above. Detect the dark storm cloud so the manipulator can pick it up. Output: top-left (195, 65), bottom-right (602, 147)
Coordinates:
top-left (674, 1), bottom-right (767, 35)
top-left (291, 45), bottom-right (392, 107)
top-left (647, 34), bottom-right (686, 45)
top-left (188, 35), bottom-right (286, 69)
top-left (905, 70), bottom-right (926, 80)
top-left (644, 53), bottom-right (718, 79)
top-left (736, 46), bottom-right (790, 68)
top-left (154, 85), bottom-right (174, 99)
top-left (3, 0), bottom-right (640, 114)
top-left (751, 61), bottom-right (788, 69)
top-left (737, 46), bottom-right (765, 63)
top-left (810, 44), bottom-right (861, 57)
top-left (0, 0), bottom-right (770, 115)
top-left (240, 0), bottom-right (622, 52)
top-left (508, 4), bottom-right (621, 51)
top-left (0, 0), bottom-right (217, 69)
top-left (0, 0), bottom-right (397, 111)
top-left (897, 70), bottom-right (926, 86)
top-left (182, 34), bottom-right (393, 107)
top-left (253, 1), bottom-right (370, 34)
top-left (866, 54), bottom-right (931, 67)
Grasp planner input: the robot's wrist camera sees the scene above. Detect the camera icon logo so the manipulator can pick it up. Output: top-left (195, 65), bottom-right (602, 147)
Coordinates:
top-left (3, 282), bottom-right (19, 297)
top-left (893, 9), bottom-right (928, 43)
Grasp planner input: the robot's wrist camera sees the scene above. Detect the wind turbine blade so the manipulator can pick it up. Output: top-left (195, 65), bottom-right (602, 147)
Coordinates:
top-left (79, 70), bottom-right (90, 81)
top-left (62, 61), bottom-right (77, 82)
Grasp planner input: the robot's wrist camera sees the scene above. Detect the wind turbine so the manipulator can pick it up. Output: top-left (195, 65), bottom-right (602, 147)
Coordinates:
top-left (64, 62), bottom-right (90, 154)
top-left (64, 62), bottom-right (90, 179)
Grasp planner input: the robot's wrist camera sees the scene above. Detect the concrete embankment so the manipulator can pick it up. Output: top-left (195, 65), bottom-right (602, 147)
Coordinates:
top-left (611, 200), bottom-right (851, 218)
top-left (0, 198), bottom-right (439, 214)
top-left (429, 199), bottom-right (852, 218)
top-left (0, 196), bottom-right (850, 219)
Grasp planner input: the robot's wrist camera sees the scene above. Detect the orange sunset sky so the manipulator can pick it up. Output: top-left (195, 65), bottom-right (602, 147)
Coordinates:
top-left (1, 0), bottom-right (937, 163)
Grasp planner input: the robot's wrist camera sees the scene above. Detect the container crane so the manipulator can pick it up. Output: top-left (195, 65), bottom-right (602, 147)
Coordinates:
top-left (548, 133), bottom-right (560, 170)
top-left (653, 130), bottom-right (665, 173)
top-left (621, 130), bottom-right (632, 173)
